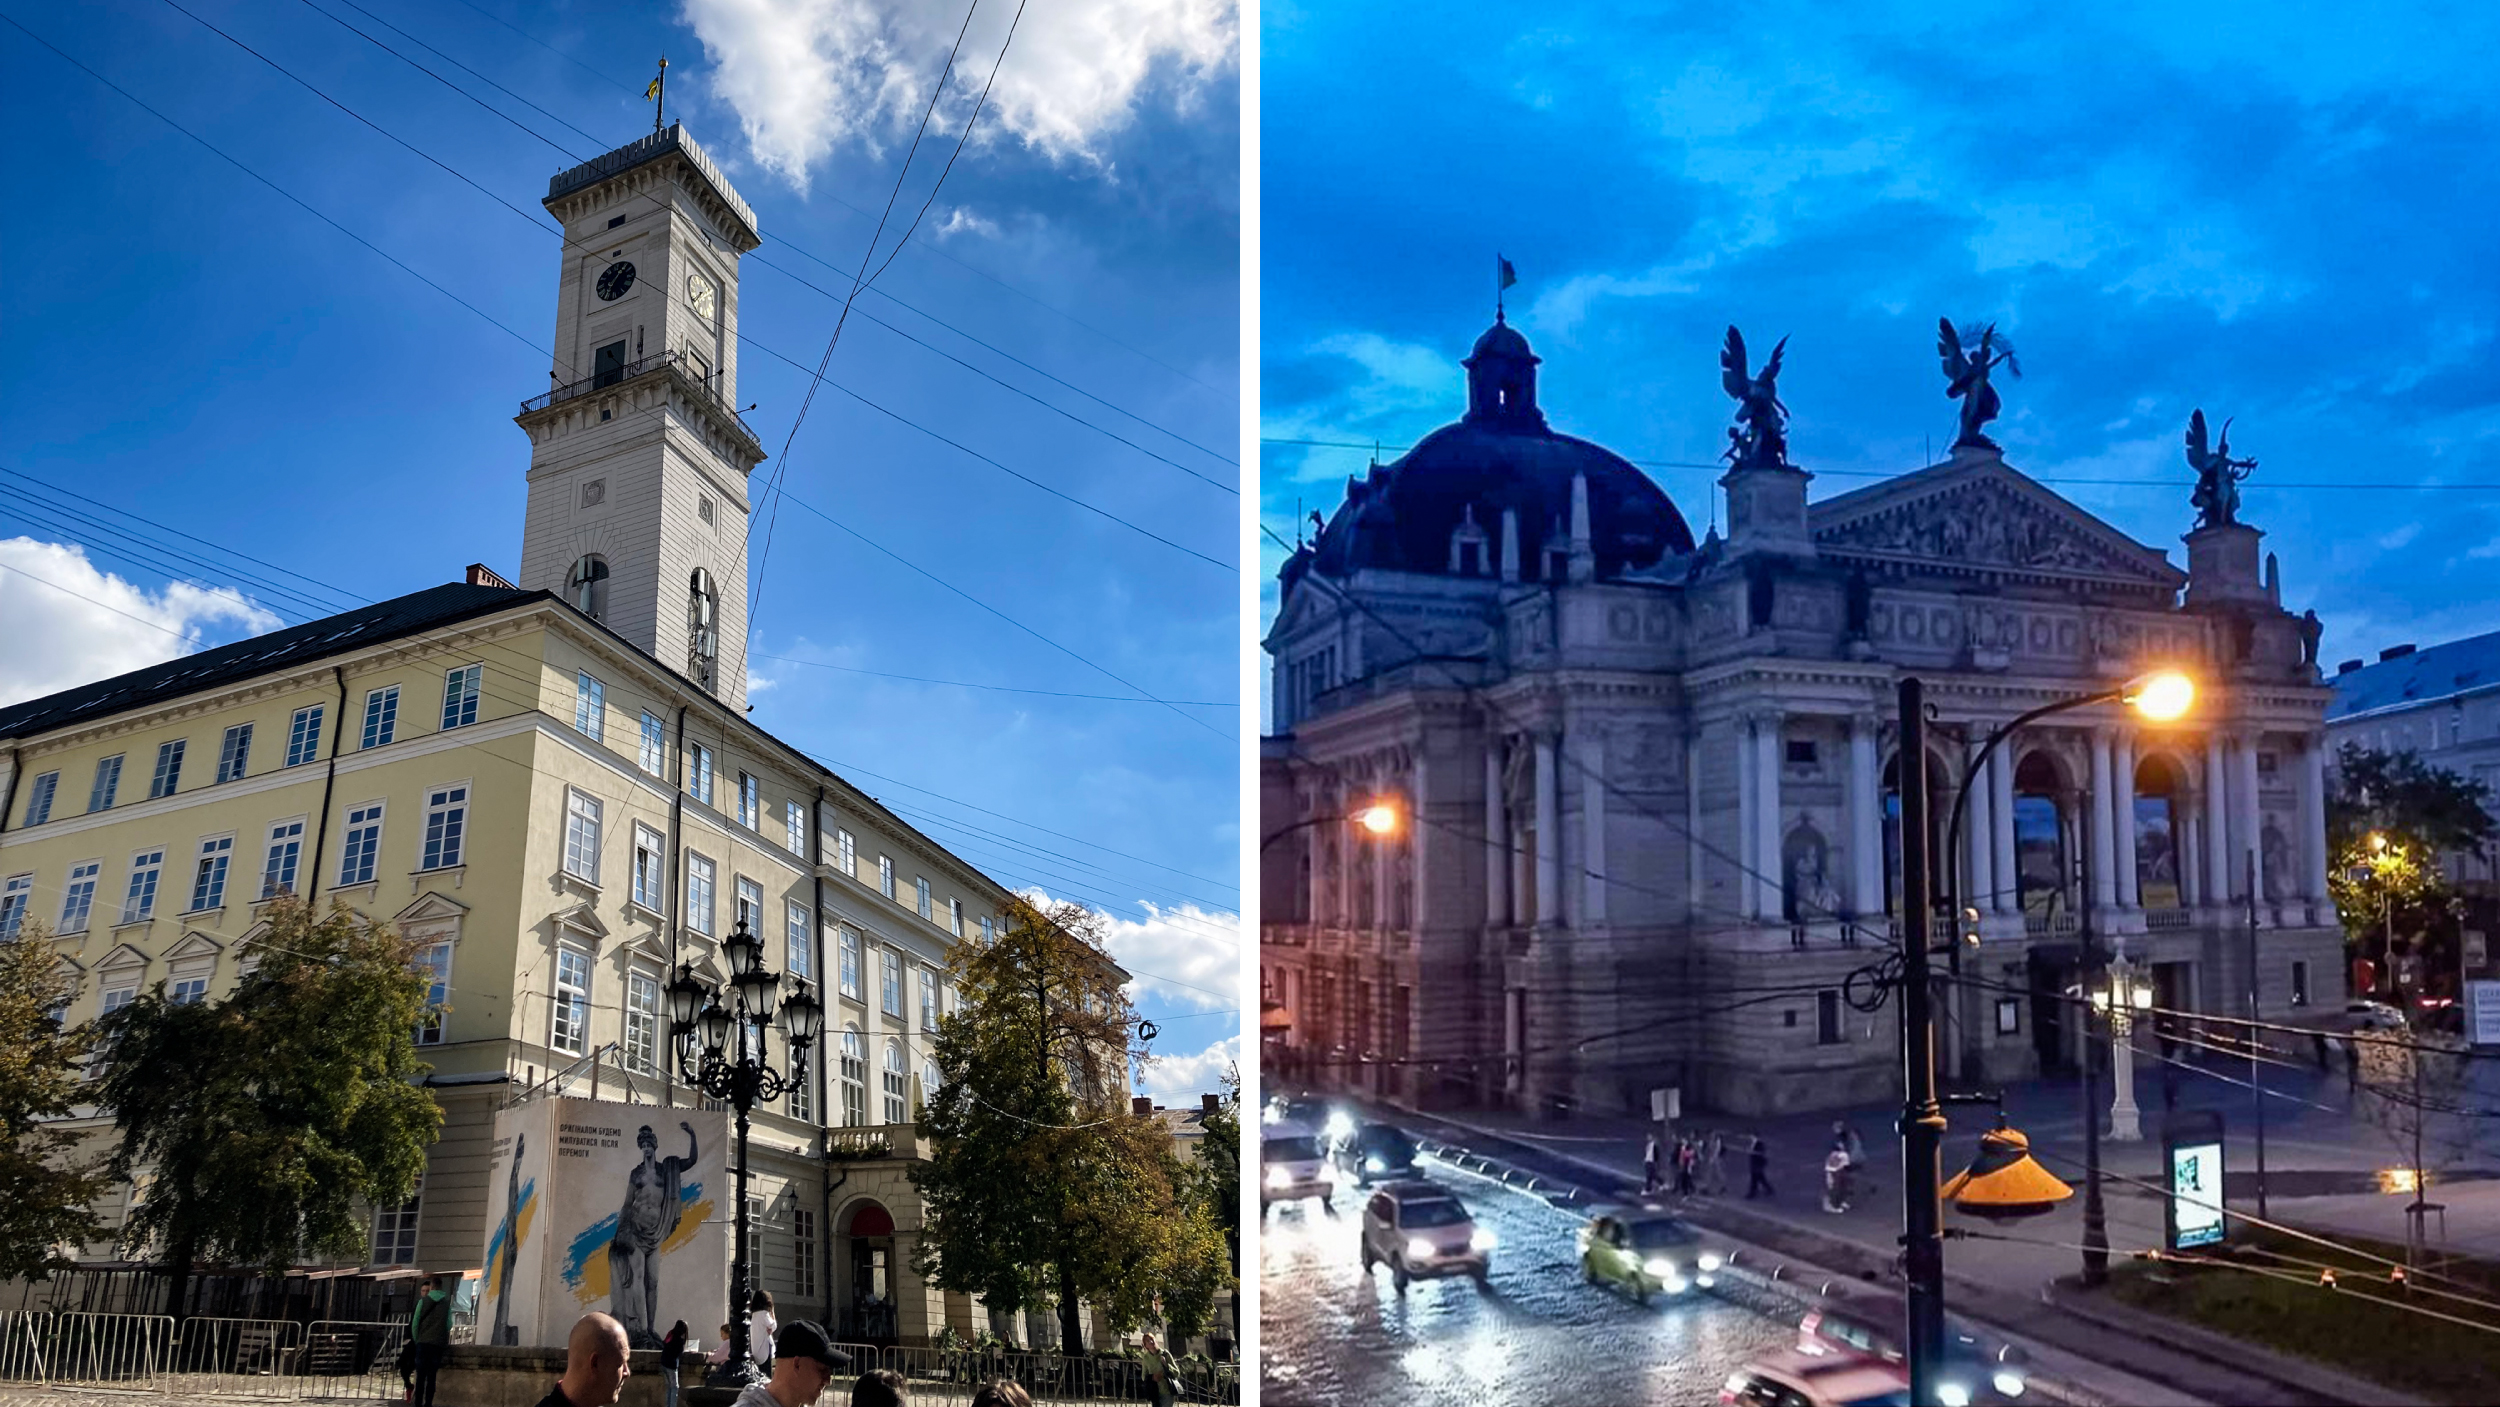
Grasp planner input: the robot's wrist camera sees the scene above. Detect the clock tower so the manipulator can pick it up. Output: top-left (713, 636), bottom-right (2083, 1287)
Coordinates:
top-left (515, 124), bottom-right (766, 709)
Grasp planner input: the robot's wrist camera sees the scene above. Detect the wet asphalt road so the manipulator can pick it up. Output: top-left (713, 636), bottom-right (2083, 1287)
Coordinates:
top-left (1260, 1151), bottom-right (1804, 1405)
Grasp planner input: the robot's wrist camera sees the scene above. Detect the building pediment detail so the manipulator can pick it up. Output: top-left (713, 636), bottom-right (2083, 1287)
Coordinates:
top-left (1811, 460), bottom-right (2185, 590)
top-left (163, 932), bottom-right (224, 963)
top-left (551, 902), bottom-right (611, 947)
top-left (621, 932), bottom-right (674, 969)
top-left (94, 943), bottom-right (151, 974)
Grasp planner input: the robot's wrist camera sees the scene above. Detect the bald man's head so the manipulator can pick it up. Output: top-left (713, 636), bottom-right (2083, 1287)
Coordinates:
top-left (558, 1313), bottom-right (632, 1405)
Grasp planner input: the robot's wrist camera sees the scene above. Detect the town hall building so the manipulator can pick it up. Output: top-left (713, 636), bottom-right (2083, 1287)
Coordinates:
top-left (1261, 314), bottom-right (2345, 1117)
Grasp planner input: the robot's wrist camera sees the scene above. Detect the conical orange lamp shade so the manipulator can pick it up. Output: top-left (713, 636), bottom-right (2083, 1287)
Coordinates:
top-left (1942, 1125), bottom-right (2074, 1221)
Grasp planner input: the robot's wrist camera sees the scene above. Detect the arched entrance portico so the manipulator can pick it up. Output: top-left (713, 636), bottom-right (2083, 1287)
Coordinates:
top-left (837, 1199), bottom-right (897, 1343)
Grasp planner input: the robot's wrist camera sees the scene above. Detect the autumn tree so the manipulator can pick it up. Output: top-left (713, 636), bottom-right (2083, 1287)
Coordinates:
top-left (0, 923), bottom-right (109, 1278)
top-left (93, 897), bottom-right (441, 1319)
top-left (910, 895), bottom-right (1233, 1352)
top-left (2327, 745), bottom-right (2496, 999)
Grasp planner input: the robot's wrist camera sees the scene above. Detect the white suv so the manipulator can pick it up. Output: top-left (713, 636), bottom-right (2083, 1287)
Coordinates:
top-left (1359, 1181), bottom-right (1493, 1290)
top-left (1261, 1125), bottom-right (1335, 1212)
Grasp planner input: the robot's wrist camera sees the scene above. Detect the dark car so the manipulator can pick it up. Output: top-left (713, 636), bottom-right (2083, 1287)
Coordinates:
top-left (1337, 1122), bottom-right (1420, 1185)
top-left (1798, 1284), bottom-right (2029, 1402)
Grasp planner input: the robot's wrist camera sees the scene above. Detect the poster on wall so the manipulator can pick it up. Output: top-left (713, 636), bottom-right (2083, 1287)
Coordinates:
top-left (2468, 980), bottom-right (2500, 1047)
top-left (478, 1097), bottom-right (730, 1349)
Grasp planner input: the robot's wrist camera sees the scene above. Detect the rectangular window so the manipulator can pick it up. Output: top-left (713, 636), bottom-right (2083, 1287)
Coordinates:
top-left (260, 819), bottom-right (305, 899)
top-left (920, 966), bottom-right (938, 1032)
top-left (840, 1033), bottom-right (866, 1126)
top-left (639, 711), bottom-right (665, 775)
top-left (624, 971), bottom-right (660, 1075)
top-left (22, 771), bottom-right (58, 826)
top-left (737, 773), bottom-right (759, 829)
top-left (2292, 960), bottom-right (2311, 1007)
top-left (883, 1045), bottom-right (907, 1125)
top-left (441, 664), bottom-right (483, 730)
top-left (415, 942), bottom-right (450, 1045)
top-left (170, 976), bottom-right (209, 1006)
top-left (0, 876), bottom-right (32, 940)
top-left (1816, 989), bottom-right (1843, 1046)
top-left (839, 928), bottom-right (862, 1001)
top-left (879, 855), bottom-right (894, 900)
top-left (787, 801), bottom-right (806, 857)
top-left (916, 877), bottom-right (932, 922)
top-left (58, 861), bottom-right (100, 934)
top-left (102, 987), bottom-right (135, 1018)
top-left (564, 790), bottom-right (603, 884)
top-left (793, 1209), bottom-right (818, 1298)
top-left (981, 916), bottom-right (995, 943)
top-left (285, 706), bottom-right (324, 767)
top-left (948, 898), bottom-right (964, 938)
top-left (150, 741), bottom-right (184, 798)
top-left (787, 900), bottom-right (814, 984)
top-left (371, 1178), bottom-right (422, 1266)
top-left (881, 950), bottom-right (902, 1017)
top-left (188, 836), bottom-right (233, 912)
top-left (574, 672), bottom-right (606, 741)
top-left (552, 947), bottom-right (590, 1055)
top-left (339, 803), bottom-right (384, 887)
top-left (687, 854), bottom-right (716, 935)
top-left (121, 849), bottom-right (164, 923)
top-left (837, 830), bottom-right (856, 877)
top-left (632, 825), bottom-right (664, 911)
top-left (421, 785), bottom-right (469, 871)
top-left (789, 1055), bottom-right (815, 1123)
top-left (89, 754), bottom-right (124, 812)
top-left (690, 746), bottom-right (714, 805)
top-left (735, 877), bottom-right (763, 936)
top-left (215, 725), bottom-right (252, 784)
top-left (362, 686), bottom-right (400, 749)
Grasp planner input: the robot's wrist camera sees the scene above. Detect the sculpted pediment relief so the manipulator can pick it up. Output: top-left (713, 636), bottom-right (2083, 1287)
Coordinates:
top-left (1812, 465), bottom-right (2184, 589)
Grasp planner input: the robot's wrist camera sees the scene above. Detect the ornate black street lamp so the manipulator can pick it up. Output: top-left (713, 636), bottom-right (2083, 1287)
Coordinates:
top-left (667, 919), bottom-right (824, 1388)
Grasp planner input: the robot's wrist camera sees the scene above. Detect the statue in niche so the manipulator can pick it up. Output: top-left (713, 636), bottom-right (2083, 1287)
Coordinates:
top-left (2298, 609), bottom-right (2324, 667)
top-left (1938, 320), bottom-right (2020, 451)
top-left (2186, 409), bottom-right (2258, 530)
top-left (1719, 326), bottom-right (1792, 469)
top-left (2262, 820), bottom-right (2292, 903)
top-left (1782, 819), bottom-right (1845, 924)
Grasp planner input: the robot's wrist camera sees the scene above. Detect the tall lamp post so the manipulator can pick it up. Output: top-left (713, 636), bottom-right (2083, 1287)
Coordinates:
top-left (667, 919), bottom-right (825, 1389)
top-left (2368, 832), bottom-right (2402, 999)
top-left (2095, 949), bottom-right (2155, 1141)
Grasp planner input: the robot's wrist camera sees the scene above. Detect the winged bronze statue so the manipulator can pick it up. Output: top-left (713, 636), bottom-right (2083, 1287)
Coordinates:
top-left (1720, 325), bottom-right (1791, 469)
top-left (2185, 409), bottom-right (2256, 529)
top-left (1938, 319), bottom-right (2019, 451)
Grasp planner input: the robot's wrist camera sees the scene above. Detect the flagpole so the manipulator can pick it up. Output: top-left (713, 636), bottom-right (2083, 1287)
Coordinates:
top-left (1496, 253), bottom-right (1504, 320)
top-left (654, 56), bottom-right (669, 135)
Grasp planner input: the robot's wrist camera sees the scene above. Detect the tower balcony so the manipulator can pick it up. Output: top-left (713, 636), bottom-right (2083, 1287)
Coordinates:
top-left (518, 348), bottom-right (764, 462)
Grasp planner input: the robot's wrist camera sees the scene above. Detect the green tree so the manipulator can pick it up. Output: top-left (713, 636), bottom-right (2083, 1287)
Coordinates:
top-left (93, 897), bottom-right (442, 1319)
top-left (910, 896), bottom-right (1233, 1352)
top-left (1160, 1066), bottom-right (1239, 1344)
top-left (2327, 745), bottom-right (2496, 998)
top-left (0, 923), bottom-right (110, 1278)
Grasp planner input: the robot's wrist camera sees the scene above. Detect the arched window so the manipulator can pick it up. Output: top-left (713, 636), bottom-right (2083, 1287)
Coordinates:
top-left (839, 1026), bottom-right (866, 1128)
top-left (882, 1039), bottom-right (909, 1125)
top-left (2012, 753), bottom-right (2069, 918)
top-left (2134, 755), bottom-right (2186, 910)
top-left (687, 568), bottom-right (719, 690)
top-left (568, 555), bottom-right (610, 619)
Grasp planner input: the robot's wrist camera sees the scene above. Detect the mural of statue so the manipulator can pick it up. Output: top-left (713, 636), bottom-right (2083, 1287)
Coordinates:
top-left (609, 1122), bottom-right (700, 1349)
top-left (2186, 409), bottom-right (2257, 530)
top-left (1938, 320), bottom-right (2020, 451)
top-left (1783, 820), bottom-right (1845, 923)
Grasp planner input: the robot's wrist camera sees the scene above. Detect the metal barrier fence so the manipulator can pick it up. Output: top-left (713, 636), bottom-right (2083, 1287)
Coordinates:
top-left (173, 1316), bottom-right (306, 1396)
top-left (868, 1342), bottom-right (1239, 1405)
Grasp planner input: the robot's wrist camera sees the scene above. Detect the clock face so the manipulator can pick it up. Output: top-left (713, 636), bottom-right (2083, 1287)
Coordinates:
top-left (688, 274), bottom-right (717, 320)
top-left (595, 260), bottom-right (637, 301)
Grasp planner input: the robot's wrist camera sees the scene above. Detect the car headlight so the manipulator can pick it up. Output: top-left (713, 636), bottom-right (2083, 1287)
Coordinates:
top-left (1698, 1252), bottom-right (1723, 1272)
top-left (1261, 1104), bottom-right (1282, 1125)
top-left (1265, 1166), bottom-right (1289, 1188)
top-left (1993, 1370), bottom-right (2026, 1397)
top-left (1405, 1237), bottom-right (1435, 1261)
top-left (1325, 1111), bottom-right (1355, 1141)
top-left (1936, 1384), bottom-right (1971, 1407)
top-left (1643, 1257), bottom-right (1675, 1278)
top-left (1723, 1373), bottom-right (1749, 1396)
top-left (1365, 1155), bottom-right (1384, 1171)
top-left (1470, 1229), bottom-right (1496, 1252)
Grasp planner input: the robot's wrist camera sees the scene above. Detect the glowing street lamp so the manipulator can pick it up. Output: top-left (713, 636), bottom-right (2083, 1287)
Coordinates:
top-left (2091, 951), bottom-right (2157, 1141)
top-left (1355, 801), bottom-right (1400, 837)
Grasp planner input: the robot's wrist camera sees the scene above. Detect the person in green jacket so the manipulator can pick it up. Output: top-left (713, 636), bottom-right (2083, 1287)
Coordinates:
top-left (410, 1274), bottom-right (454, 1407)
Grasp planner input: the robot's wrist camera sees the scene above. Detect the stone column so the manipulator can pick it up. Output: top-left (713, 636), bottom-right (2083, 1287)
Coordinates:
top-left (1687, 736), bottom-right (1705, 924)
top-left (1756, 713), bottom-right (1785, 922)
top-left (1485, 738), bottom-right (1508, 926)
top-left (2237, 734), bottom-right (2264, 905)
top-left (1849, 715), bottom-right (1884, 919)
top-left (1737, 717), bottom-right (1759, 920)
top-left (2204, 735), bottom-right (2233, 903)
top-left (1534, 732), bottom-right (1560, 927)
top-left (2302, 736), bottom-right (2331, 903)
top-left (2115, 730), bottom-right (2141, 910)
top-left (1581, 727), bottom-right (1607, 925)
top-left (1991, 742), bottom-right (2018, 914)
top-left (2089, 730), bottom-right (2118, 912)
top-left (1966, 744), bottom-right (1995, 919)
top-left (1410, 749), bottom-right (1430, 934)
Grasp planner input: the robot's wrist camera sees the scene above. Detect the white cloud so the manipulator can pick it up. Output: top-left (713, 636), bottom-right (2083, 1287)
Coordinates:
top-left (0, 539), bottom-right (280, 708)
top-left (682, 0), bottom-right (1237, 190)
top-left (1137, 1032), bottom-right (1237, 1101)
top-left (933, 206), bottom-right (1000, 240)
top-left (1095, 898), bottom-right (1239, 1010)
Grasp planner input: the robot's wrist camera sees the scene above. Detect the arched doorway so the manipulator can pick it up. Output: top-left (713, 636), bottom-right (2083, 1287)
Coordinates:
top-left (840, 1200), bottom-right (897, 1344)
top-left (2011, 752), bottom-right (2072, 922)
top-left (1881, 751), bottom-right (1952, 919)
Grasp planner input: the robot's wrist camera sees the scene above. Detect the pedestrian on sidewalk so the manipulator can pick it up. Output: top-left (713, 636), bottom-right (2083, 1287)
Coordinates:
top-left (1822, 1147), bottom-right (1853, 1214)
top-left (1703, 1129), bottom-right (1728, 1196)
top-left (1644, 1131), bottom-right (1662, 1194)
top-left (1746, 1134), bottom-right (1773, 1199)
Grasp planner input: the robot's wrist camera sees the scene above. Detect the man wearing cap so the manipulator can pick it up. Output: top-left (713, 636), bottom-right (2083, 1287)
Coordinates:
top-left (731, 1321), bottom-right (855, 1407)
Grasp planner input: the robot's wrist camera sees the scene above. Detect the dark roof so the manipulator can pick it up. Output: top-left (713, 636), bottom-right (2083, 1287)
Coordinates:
top-left (2327, 628), bottom-right (2500, 720)
top-left (0, 583), bottom-right (539, 742)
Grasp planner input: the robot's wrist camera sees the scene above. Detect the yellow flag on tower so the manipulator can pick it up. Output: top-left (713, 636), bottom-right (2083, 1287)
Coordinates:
top-left (645, 75), bottom-right (663, 100)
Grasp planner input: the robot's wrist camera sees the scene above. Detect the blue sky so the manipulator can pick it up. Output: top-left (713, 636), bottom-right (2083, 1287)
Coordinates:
top-left (1260, 1), bottom-right (2500, 719)
top-left (0, 0), bottom-right (1239, 1095)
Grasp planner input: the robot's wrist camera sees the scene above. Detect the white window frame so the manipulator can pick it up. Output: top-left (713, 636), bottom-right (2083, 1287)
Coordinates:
top-left (188, 835), bottom-right (235, 913)
top-left (624, 969), bottom-right (661, 1075)
top-left (563, 789), bottom-right (603, 885)
top-left (170, 975), bottom-right (209, 1006)
top-left (441, 663), bottom-right (484, 730)
top-left (150, 740), bottom-right (184, 799)
top-left (420, 784), bottom-right (470, 872)
top-left (121, 849), bottom-right (165, 924)
top-left (839, 927), bottom-right (862, 1001)
top-left (415, 942), bottom-right (451, 1045)
top-left (631, 824), bottom-right (665, 912)
top-left (916, 876), bottom-right (932, 922)
top-left (90, 753), bottom-right (124, 812)
top-left (920, 965), bottom-right (938, 1032)
top-left (786, 801), bottom-right (806, 857)
top-left (285, 705), bottom-right (324, 768)
top-left (339, 802), bottom-right (385, 887)
top-left (58, 860), bottom-right (101, 935)
top-left (882, 1039), bottom-right (908, 1125)
top-left (686, 853), bottom-right (717, 936)
top-left (981, 915), bottom-right (995, 943)
top-left (0, 875), bottom-right (31, 941)
top-left (690, 745), bottom-right (713, 805)
top-left (737, 773), bottom-right (759, 830)
top-left (793, 1208), bottom-right (818, 1297)
top-left (837, 829), bottom-right (856, 877)
top-left (551, 946), bottom-right (591, 1055)
top-left (947, 898), bottom-right (962, 938)
top-left (639, 711), bottom-right (665, 775)
top-left (260, 818), bottom-right (307, 899)
top-left (23, 770), bottom-right (59, 826)
top-left (840, 1027), bottom-right (867, 1126)
top-left (574, 672), bottom-right (606, 741)
top-left (370, 1176), bottom-right (423, 1266)
top-left (879, 855), bottom-right (894, 899)
top-left (881, 949), bottom-right (902, 1017)
top-left (215, 725), bottom-right (252, 784)
top-left (362, 686), bottom-right (400, 749)
top-left (787, 900), bottom-right (814, 984)
top-left (734, 876), bottom-right (763, 938)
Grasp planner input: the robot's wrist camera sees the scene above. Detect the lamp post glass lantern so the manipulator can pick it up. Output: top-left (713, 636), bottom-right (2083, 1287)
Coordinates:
top-left (670, 921), bottom-right (815, 1388)
top-left (2096, 952), bottom-right (2155, 1141)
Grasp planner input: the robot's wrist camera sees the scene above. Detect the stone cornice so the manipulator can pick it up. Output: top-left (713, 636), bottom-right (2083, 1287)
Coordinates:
top-left (516, 362), bottom-right (766, 476)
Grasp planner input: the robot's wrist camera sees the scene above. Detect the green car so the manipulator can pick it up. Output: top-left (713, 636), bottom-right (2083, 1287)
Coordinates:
top-left (1577, 1206), bottom-right (1728, 1305)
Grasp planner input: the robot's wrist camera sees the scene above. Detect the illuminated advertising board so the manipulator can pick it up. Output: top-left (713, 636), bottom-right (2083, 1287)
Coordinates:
top-left (2164, 1111), bottom-right (2226, 1251)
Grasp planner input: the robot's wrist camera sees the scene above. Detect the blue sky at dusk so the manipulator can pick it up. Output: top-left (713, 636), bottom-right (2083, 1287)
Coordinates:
top-left (0, 0), bottom-right (1240, 1094)
top-left (1260, 1), bottom-right (2500, 719)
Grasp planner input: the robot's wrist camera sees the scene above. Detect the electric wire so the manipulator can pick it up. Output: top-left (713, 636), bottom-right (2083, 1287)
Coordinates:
top-left (748, 653), bottom-right (1232, 707)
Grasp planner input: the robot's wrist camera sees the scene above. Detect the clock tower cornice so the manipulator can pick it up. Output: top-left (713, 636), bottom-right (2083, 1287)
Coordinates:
top-left (544, 124), bottom-right (760, 253)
